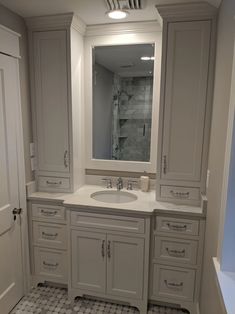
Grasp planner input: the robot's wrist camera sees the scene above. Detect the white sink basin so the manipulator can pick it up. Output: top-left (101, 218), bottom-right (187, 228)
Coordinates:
top-left (91, 190), bottom-right (137, 204)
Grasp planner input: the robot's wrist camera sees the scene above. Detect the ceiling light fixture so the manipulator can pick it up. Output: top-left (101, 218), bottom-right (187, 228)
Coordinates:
top-left (141, 56), bottom-right (155, 61)
top-left (106, 9), bottom-right (129, 20)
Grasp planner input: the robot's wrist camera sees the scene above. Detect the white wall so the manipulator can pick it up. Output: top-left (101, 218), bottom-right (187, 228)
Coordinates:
top-left (200, 0), bottom-right (235, 313)
top-left (0, 4), bottom-right (33, 183)
top-left (93, 63), bottom-right (113, 159)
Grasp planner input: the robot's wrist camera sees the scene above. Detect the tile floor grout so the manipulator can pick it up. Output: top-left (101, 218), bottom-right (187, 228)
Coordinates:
top-left (10, 284), bottom-right (189, 314)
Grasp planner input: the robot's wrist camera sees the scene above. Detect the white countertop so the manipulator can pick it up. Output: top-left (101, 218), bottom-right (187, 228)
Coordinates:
top-left (28, 185), bottom-right (205, 217)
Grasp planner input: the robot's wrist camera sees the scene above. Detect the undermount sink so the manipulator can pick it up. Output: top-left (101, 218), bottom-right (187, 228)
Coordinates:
top-left (91, 190), bottom-right (137, 204)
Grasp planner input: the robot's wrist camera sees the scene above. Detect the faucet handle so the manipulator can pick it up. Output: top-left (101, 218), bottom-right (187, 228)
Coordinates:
top-left (102, 178), bottom-right (112, 188)
top-left (127, 180), bottom-right (137, 190)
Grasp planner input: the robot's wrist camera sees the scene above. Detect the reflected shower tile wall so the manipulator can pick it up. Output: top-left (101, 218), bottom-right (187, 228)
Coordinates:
top-left (117, 76), bottom-right (153, 162)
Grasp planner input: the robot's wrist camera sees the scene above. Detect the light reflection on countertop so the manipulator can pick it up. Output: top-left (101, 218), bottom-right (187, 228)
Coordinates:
top-left (27, 184), bottom-right (206, 217)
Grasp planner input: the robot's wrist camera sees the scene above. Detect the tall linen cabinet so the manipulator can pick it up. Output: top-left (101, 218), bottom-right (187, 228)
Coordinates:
top-left (155, 3), bottom-right (217, 205)
top-left (27, 14), bottom-right (85, 192)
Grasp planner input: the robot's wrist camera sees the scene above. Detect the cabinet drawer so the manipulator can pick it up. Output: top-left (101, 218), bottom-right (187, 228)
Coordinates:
top-left (38, 176), bottom-right (70, 191)
top-left (152, 264), bottom-right (195, 301)
top-left (70, 211), bottom-right (145, 234)
top-left (160, 185), bottom-right (200, 201)
top-left (156, 216), bottom-right (199, 236)
top-left (34, 247), bottom-right (67, 283)
top-left (154, 236), bottom-right (198, 265)
top-left (32, 204), bottom-right (66, 221)
top-left (33, 221), bottom-right (67, 249)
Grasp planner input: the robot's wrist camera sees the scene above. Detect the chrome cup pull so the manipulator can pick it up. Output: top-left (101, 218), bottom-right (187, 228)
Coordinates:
top-left (43, 261), bottom-right (58, 268)
top-left (166, 223), bottom-right (187, 231)
top-left (42, 231), bottom-right (58, 239)
top-left (41, 209), bottom-right (57, 216)
top-left (46, 180), bottom-right (62, 185)
top-left (166, 247), bottom-right (186, 257)
top-left (170, 190), bottom-right (190, 199)
top-left (164, 280), bottom-right (183, 290)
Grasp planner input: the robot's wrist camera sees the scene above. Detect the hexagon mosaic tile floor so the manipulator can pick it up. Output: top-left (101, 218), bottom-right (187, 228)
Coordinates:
top-left (10, 285), bottom-right (189, 314)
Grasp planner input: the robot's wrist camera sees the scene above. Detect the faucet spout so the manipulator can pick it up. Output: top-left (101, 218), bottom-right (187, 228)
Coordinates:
top-left (116, 177), bottom-right (123, 191)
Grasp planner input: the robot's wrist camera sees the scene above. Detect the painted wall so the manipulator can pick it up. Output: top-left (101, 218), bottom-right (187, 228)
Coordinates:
top-left (93, 63), bottom-right (113, 159)
top-left (0, 4), bottom-right (33, 183)
top-left (200, 0), bottom-right (235, 313)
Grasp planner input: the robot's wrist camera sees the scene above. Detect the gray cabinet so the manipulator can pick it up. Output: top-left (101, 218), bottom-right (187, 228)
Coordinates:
top-left (33, 30), bottom-right (69, 175)
top-left (71, 230), bottom-right (106, 293)
top-left (149, 214), bottom-right (206, 314)
top-left (27, 14), bottom-right (85, 192)
top-left (156, 3), bottom-right (217, 205)
top-left (107, 235), bottom-right (144, 299)
top-left (69, 210), bottom-right (150, 314)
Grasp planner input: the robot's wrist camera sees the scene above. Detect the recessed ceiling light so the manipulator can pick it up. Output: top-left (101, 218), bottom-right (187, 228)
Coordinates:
top-left (107, 10), bottom-right (129, 20)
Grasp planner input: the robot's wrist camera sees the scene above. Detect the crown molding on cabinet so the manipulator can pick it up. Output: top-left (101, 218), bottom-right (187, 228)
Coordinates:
top-left (156, 2), bottom-right (218, 21)
top-left (26, 13), bottom-right (86, 35)
top-left (85, 21), bottom-right (161, 37)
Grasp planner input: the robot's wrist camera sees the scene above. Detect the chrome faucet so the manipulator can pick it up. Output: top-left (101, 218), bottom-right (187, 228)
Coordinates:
top-left (116, 177), bottom-right (123, 191)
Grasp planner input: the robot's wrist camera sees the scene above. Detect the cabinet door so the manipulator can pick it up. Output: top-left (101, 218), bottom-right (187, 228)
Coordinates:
top-left (107, 235), bottom-right (144, 299)
top-left (33, 30), bottom-right (69, 173)
top-left (161, 21), bottom-right (210, 181)
top-left (71, 230), bottom-right (106, 293)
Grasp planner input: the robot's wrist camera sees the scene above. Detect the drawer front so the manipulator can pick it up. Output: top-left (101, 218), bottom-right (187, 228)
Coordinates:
top-left (152, 264), bottom-right (195, 301)
top-left (70, 211), bottom-right (145, 234)
top-left (38, 176), bottom-right (70, 191)
top-left (154, 236), bottom-right (198, 265)
top-left (156, 216), bottom-right (199, 236)
top-left (34, 247), bottom-right (67, 282)
top-left (33, 221), bottom-right (67, 249)
top-left (160, 185), bottom-right (200, 201)
top-left (32, 204), bottom-right (66, 221)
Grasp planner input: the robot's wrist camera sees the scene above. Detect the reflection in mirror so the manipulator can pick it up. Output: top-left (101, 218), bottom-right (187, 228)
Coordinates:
top-left (92, 44), bottom-right (155, 162)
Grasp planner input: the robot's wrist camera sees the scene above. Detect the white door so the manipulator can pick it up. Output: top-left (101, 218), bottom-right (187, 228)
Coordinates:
top-left (0, 53), bottom-right (24, 313)
top-left (71, 230), bottom-right (106, 293)
top-left (107, 235), bottom-right (144, 299)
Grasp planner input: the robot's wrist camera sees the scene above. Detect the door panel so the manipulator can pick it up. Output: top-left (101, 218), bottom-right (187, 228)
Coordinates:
top-left (107, 235), bottom-right (144, 299)
top-left (0, 54), bottom-right (24, 314)
top-left (71, 230), bottom-right (106, 293)
top-left (33, 30), bottom-right (69, 173)
top-left (162, 21), bottom-right (211, 181)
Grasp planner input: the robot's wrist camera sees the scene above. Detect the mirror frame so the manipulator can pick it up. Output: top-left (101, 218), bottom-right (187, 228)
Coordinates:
top-left (84, 22), bottom-right (162, 173)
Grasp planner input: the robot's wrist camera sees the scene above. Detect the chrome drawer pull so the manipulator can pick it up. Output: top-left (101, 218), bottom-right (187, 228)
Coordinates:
top-left (42, 232), bottom-right (58, 239)
top-left (101, 240), bottom-right (105, 258)
top-left (41, 209), bottom-right (57, 216)
top-left (164, 280), bottom-right (183, 290)
top-left (107, 241), bottom-right (111, 258)
top-left (170, 190), bottom-right (190, 199)
top-left (163, 155), bottom-right (167, 174)
top-left (166, 248), bottom-right (186, 257)
top-left (166, 223), bottom-right (187, 231)
top-left (43, 261), bottom-right (58, 268)
top-left (64, 150), bottom-right (69, 168)
top-left (46, 180), bottom-right (62, 185)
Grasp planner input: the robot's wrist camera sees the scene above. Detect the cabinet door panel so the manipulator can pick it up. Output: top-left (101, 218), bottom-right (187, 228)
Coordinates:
top-left (107, 235), bottom-right (144, 299)
top-left (162, 21), bottom-right (210, 181)
top-left (33, 30), bottom-right (69, 173)
top-left (71, 230), bottom-right (106, 293)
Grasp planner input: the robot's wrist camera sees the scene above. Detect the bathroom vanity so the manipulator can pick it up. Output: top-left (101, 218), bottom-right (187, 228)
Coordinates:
top-left (27, 185), bottom-right (206, 314)
top-left (26, 2), bottom-right (217, 314)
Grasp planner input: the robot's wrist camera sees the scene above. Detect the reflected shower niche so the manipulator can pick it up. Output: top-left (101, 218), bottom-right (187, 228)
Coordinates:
top-left (92, 44), bottom-right (155, 162)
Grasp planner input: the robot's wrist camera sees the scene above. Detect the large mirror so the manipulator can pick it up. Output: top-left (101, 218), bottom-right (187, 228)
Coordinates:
top-left (92, 44), bottom-right (155, 162)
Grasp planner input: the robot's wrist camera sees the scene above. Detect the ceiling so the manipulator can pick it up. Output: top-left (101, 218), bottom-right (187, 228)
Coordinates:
top-left (95, 44), bottom-right (155, 77)
top-left (0, 0), bottom-right (221, 25)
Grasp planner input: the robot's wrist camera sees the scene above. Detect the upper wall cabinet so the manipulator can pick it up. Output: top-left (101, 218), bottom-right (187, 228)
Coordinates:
top-left (156, 3), bottom-right (217, 205)
top-left (27, 14), bottom-right (86, 192)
